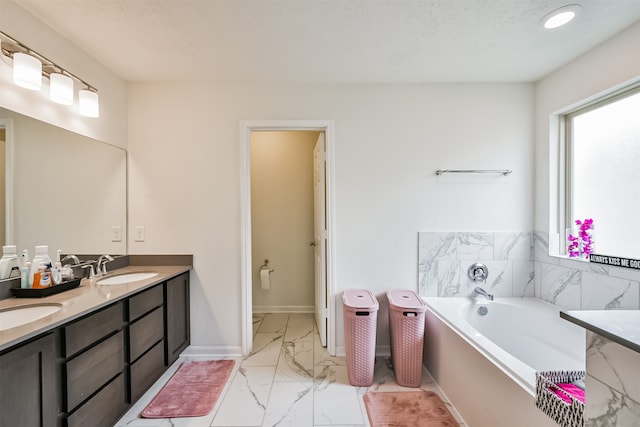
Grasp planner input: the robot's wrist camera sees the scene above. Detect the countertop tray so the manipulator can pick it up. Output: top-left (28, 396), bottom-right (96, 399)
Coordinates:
top-left (11, 278), bottom-right (82, 298)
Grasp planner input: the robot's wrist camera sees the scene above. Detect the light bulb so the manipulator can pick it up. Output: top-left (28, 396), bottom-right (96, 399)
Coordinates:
top-left (13, 52), bottom-right (42, 90)
top-left (50, 73), bottom-right (74, 105)
top-left (79, 89), bottom-right (99, 117)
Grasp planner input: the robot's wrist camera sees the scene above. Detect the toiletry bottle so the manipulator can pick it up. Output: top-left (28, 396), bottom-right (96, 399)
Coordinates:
top-left (38, 263), bottom-right (53, 288)
top-left (52, 250), bottom-right (63, 285)
top-left (0, 245), bottom-right (21, 280)
top-left (20, 250), bottom-right (31, 288)
top-left (29, 245), bottom-right (52, 287)
top-left (32, 264), bottom-right (44, 288)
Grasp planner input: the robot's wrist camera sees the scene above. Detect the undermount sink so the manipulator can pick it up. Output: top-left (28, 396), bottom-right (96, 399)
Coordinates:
top-left (0, 304), bottom-right (62, 331)
top-left (96, 272), bottom-right (159, 285)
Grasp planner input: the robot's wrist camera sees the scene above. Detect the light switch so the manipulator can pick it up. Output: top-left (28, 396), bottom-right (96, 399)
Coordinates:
top-left (135, 226), bottom-right (145, 242)
top-left (111, 226), bottom-right (122, 242)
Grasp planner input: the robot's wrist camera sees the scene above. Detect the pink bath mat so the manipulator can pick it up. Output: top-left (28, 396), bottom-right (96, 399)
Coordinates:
top-left (141, 359), bottom-right (235, 418)
top-left (363, 391), bottom-right (459, 427)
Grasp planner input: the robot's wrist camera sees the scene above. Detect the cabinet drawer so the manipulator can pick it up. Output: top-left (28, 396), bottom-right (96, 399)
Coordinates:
top-left (130, 340), bottom-right (165, 402)
top-left (67, 373), bottom-right (126, 427)
top-left (67, 330), bottom-right (124, 411)
top-left (130, 307), bottom-right (164, 362)
top-left (129, 284), bottom-right (163, 321)
top-left (64, 302), bottom-right (123, 357)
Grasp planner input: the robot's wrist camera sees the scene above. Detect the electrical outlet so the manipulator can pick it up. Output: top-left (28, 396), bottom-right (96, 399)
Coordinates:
top-left (135, 226), bottom-right (145, 242)
top-left (111, 225), bottom-right (122, 242)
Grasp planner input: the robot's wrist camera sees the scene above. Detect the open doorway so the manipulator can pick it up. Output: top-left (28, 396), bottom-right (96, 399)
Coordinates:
top-left (240, 120), bottom-right (335, 357)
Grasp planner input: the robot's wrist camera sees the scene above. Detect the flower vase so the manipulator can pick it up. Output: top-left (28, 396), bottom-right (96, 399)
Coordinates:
top-left (566, 228), bottom-right (580, 258)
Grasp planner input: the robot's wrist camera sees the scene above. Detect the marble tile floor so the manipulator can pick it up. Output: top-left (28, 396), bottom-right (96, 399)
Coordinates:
top-left (115, 313), bottom-right (466, 427)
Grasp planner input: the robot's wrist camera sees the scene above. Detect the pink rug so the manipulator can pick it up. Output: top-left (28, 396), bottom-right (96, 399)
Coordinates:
top-left (141, 360), bottom-right (235, 418)
top-left (363, 391), bottom-right (459, 427)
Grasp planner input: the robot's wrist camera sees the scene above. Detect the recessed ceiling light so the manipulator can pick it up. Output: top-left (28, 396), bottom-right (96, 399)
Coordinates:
top-left (541, 4), bottom-right (581, 29)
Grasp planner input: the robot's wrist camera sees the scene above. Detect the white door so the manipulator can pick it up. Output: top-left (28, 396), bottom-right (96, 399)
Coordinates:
top-left (313, 132), bottom-right (328, 346)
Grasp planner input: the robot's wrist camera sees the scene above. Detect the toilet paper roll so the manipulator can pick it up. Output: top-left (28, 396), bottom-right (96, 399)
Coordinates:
top-left (260, 268), bottom-right (271, 290)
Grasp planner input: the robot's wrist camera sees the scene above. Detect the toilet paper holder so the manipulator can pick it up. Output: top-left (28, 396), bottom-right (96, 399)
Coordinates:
top-left (260, 259), bottom-right (274, 273)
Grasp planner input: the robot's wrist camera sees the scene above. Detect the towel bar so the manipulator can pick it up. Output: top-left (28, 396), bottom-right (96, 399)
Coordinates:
top-left (435, 169), bottom-right (512, 176)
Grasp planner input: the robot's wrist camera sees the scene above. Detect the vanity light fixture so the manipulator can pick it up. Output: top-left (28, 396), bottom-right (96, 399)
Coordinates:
top-left (0, 31), bottom-right (100, 117)
top-left (50, 71), bottom-right (74, 105)
top-left (541, 4), bottom-right (581, 29)
top-left (12, 51), bottom-right (42, 90)
top-left (78, 88), bottom-right (100, 117)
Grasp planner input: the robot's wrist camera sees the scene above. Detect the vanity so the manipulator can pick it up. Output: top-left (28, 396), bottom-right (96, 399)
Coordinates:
top-left (0, 256), bottom-right (191, 427)
top-left (560, 310), bottom-right (640, 426)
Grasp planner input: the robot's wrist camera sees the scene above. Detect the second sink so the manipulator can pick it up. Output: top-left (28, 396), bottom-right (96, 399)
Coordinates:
top-left (96, 272), bottom-right (158, 285)
top-left (0, 304), bottom-right (62, 331)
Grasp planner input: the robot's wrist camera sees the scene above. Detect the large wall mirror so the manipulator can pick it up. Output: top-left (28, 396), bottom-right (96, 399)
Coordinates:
top-left (1, 107), bottom-right (127, 268)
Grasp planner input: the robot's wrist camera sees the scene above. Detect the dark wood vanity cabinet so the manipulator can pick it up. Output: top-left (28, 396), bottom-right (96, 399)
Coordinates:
top-left (0, 270), bottom-right (190, 427)
top-left (62, 302), bottom-right (126, 427)
top-left (165, 272), bottom-right (190, 365)
top-left (128, 284), bottom-right (165, 402)
top-left (0, 332), bottom-right (59, 427)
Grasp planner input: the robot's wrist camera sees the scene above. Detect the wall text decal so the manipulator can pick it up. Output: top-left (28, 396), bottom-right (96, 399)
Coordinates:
top-left (589, 254), bottom-right (640, 270)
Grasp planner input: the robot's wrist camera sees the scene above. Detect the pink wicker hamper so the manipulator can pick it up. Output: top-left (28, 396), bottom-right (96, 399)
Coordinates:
top-left (387, 289), bottom-right (427, 387)
top-left (342, 289), bottom-right (379, 386)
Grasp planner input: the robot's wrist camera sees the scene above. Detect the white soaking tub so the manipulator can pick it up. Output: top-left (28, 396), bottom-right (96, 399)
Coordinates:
top-left (423, 297), bottom-right (585, 427)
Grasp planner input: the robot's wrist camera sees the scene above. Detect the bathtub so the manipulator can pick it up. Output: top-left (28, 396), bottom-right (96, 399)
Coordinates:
top-left (423, 297), bottom-right (585, 427)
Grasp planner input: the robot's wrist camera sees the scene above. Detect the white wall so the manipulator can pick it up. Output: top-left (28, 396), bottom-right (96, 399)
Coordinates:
top-left (128, 82), bottom-right (534, 353)
top-left (535, 21), bottom-right (640, 234)
top-left (0, 0), bottom-right (127, 149)
top-left (251, 131), bottom-right (317, 312)
top-left (533, 22), bottom-right (640, 311)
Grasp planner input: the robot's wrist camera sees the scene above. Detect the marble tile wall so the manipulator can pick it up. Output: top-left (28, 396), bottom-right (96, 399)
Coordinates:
top-left (584, 331), bottom-right (640, 426)
top-left (534, 232), bottom-right (640, 310)
top-left (418, 231), bottom-right (534, 298)
top-left (418, 231), bottom-right (640, 310)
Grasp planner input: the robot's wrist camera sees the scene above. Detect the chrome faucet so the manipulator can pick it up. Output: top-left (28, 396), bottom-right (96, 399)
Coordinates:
top-left (62, 254), bottom-right (81, 265)
top-left (474, 286), bottom-right (494, 301)
top-left (96, 255), bottom-right (114, 276)
top-left (81, 263), bottom-right (96, 280)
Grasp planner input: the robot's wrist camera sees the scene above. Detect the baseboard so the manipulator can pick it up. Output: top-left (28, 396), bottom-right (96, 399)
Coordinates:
top-left (253, 305), bottom-right (314, 313)
top-left (180, 345), bottom-right (243, 357)
top-left (376, 345), bottom-right (391, 357)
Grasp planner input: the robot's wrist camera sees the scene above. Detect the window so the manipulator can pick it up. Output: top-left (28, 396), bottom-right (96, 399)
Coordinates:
top-left (563, 85), bottom-right (640, 258)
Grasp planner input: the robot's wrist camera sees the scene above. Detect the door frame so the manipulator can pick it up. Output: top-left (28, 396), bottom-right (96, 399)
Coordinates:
top-left (1, 119), bottom-right (14, 245)
top-left (239, 120), bottom-right (336, 356)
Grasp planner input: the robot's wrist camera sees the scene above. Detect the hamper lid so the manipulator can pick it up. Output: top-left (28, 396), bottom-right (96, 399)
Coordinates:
top-left (342, 289), bottom-right (379, 311)
top-left (386, 290), bottom-right (427, 312)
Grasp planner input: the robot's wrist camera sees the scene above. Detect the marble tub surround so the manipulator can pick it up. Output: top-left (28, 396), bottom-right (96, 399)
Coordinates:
top-left (534, 232), bottom-right (640, 310)
top-left (584, 331), bottom-right (640, 426)
top-left (418, 231), bottom-right (534, 298)
top-left (0, 259), bottom-right (192, 351)
top-left (117, 313), bottom-right (466, 427)
top-left (560, 311), bottom-right (640, 426)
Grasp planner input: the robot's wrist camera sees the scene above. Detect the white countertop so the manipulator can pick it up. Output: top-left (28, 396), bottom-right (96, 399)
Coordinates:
top-left (0, 265), bottom-right (190, 351)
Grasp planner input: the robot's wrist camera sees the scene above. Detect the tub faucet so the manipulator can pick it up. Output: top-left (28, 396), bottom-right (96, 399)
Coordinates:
top-left (474, 287), bottom-right (494, 301)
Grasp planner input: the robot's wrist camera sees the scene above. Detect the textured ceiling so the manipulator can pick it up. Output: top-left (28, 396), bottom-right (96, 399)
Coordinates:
top-left (10, 0), bottom-right (640, 83)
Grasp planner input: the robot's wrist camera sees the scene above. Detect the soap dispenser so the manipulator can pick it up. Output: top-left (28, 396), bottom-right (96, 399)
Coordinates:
top-left (20, 250), bottom-right (31, 288)
top-left (0, 245), bottom-right (21, 280)
top-left (52, 250), bottom-right (63, 285)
